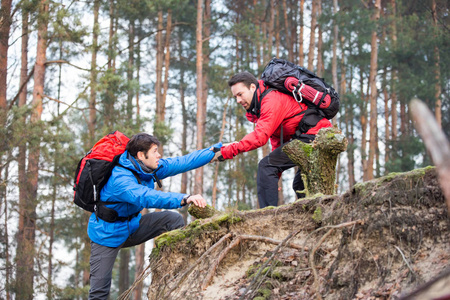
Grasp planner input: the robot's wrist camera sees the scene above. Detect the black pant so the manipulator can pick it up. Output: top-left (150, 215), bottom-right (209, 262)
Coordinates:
top-left (88, 211), bottom-right (184, 300)
top-left (257, 136), bottom-right (313, 208)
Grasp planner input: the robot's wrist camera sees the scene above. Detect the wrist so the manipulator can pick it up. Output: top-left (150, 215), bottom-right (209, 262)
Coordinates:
top-left (181, 194), bottom-right (190, 206)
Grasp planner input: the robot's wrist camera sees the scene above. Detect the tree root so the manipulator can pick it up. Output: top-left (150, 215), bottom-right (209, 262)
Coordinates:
top-left (308, 220), bottom-right (362, 300)
top-left (201, 234), bottom-right (308, 290)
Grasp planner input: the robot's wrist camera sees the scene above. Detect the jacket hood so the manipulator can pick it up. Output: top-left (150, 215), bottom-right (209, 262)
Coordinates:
top-left (119, 150), bottom-right (159, 181)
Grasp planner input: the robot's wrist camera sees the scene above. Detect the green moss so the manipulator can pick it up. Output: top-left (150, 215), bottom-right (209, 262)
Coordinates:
top-left (259, 205), bottom-right (277, 211)
top-left (312, 206), bottom-right (322, 223)
top-left (326, 132), bottom-right (336, 139)
top-left (154, 229), bottom-right (187, 249)
top-left (301, 143), bottom-right (313, 157)
top-left (257, 288), bottom-right (272, 299)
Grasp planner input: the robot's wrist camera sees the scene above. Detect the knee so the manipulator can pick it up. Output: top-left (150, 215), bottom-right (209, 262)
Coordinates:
top-left (166, 211), bottom-right (185, 230)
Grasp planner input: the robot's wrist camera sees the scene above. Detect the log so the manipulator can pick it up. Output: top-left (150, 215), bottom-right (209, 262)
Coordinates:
top-left (283, 126), bottom-right (348, 195)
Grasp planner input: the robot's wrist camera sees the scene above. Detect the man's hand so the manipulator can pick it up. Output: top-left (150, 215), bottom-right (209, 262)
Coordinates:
top-left (186, 194), bottom-right (207, 208)
top-left (210, 150), bottom-right (225, 163)
top-left (209, 142), bottom-right (237, 163)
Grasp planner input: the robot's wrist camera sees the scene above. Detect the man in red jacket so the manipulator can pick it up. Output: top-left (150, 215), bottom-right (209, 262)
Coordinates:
top-left (213, 71), bottom-right (332, 208)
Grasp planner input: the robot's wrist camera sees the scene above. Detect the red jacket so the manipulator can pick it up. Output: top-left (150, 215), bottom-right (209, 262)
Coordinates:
top-left (221, 80), bottom-right (332, 159)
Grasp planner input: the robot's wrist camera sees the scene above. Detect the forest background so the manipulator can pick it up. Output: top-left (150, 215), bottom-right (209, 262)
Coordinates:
top-left (0, 0), bottom-right (448, 299)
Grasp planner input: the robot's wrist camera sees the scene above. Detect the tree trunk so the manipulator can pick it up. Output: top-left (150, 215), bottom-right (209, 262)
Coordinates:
top-left (201, 0), bottom-right (210, 149)
top-left (119, 249), bottom-right (130, 295)
top-left (267, 0), bottom-right (275, 63)
top-left (127, 19), bottom-right (135, 121)
top-left (275, 8), bottom-right (280, 58)
top-left (307, 0), bottom-right (317, 71)
top-left (89, 0), bottom-right (100, 145)
top-left (316, 0), bottom-right (324, 77)
top-left (282, 0), bottom-right (292, 61)
top-left (178, 29), bottom-right (189, 224)
top-left (16, 1), bottom-right (49, 299)
top-left (366, 0), bottom-right (381, 180)
top-left (212, 99), bottom-right (229, 208)
top-left (298, 0), bottom-right (304, 66)
top-left (161, 9), bottom-right (172, 122)
top-left (390, 0), bottom-right (398, 142)
top-left (136, 22), bottom-right (141, 118)
top-left (105, 0), bottom-right (116, 129)
top-left (0, 0), bottom-right (12, 112)
top-left (155, 10), bottom-right (164, 123)
top-left (194, 0), bottom-right (204, 194)
top-left (431, 0), bottom-right (441, 128)
top-left (132, 208), bottom-right (147, 300)
top-left (283, 127), bottom-right (348, 196)
top-left (383, 67), bottom-right (390, 166)
top-left (331, 0), bottom-right (338, 95)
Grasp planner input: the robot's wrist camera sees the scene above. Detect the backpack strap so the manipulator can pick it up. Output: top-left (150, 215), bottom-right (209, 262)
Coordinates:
top-left (255, 87), bottom-right (275, 118)
top-left (95, 164), bottom-right (143, 223)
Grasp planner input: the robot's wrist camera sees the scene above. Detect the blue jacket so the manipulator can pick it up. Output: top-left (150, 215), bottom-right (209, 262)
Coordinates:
top-left (87, 144), bottom-right (221, 247)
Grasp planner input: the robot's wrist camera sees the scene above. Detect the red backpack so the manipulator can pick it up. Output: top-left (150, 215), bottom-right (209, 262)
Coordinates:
top-left (73, 131), bottom-right (130, 212)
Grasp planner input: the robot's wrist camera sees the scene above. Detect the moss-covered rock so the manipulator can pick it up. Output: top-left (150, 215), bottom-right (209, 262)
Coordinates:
top-left (188, 204), bottom-right (218, 219)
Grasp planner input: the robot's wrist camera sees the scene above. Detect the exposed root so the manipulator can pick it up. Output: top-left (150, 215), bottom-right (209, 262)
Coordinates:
top-left (202, 236), bottom-right (242, 290)
top-left (238, 227), bottom-right (304, 300)
top-left (308, 220), bottom-right (362, 300)
top-left (118, 264), bottom-right (152, 300)
top-left (165, 232), bottom-right (233, 298)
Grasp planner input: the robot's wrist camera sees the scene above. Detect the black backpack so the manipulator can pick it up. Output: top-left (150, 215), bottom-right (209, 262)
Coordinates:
top-left (260, 58), bottom-right (340, 134)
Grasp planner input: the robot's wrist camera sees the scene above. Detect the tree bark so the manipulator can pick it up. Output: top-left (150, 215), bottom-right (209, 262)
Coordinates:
top-left (307, 0), bottom-right (317, 71)
top-left (298, 0), bottom-right (304, 66)
top-left (212, 99), bottom-right (229, 208)
top-left (431, 0), bottom-right (441, 128)
top-left (0, 0), bottom-right (12, 112)
top-left (194, 0), bottom-right (204, 194)
top-left (104, 0), bottom-right (116, 129)
top-left (283, 127), bottom-right (348, 196)
top-left (155, 10), bottom-right (163, 122)
top-left (282, 0), bottom-right (292, 61)
top-left (89, 0), bottom-right (100, 145)
top-left (127, 19), bottom-right (135, 121)
top-left (161, 9), bottom-right (172, 122)
top-left (16, 1), bottom-right (49, 299)
top-left (178, 29), bottom-right (189, 224)
top-left (366, 0), bottom-right (381, 180)
top-left (119, 249), bottom-right (130, 295)
top-left (390, 0), bottom-right (398, 142)
top-left (316, 0), bottom-right (324, 77)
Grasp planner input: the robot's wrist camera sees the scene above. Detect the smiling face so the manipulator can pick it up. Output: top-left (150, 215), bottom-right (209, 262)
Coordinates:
top-left (230, 82), bottom-right (257, 110)
top-left (137, 144), bottom-right (161, 170)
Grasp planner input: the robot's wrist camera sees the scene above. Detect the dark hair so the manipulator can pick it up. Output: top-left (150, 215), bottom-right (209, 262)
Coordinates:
top-left (126, 133), bottom-right (161, 157)
top-left (228, 71), bottom-right (259, 88)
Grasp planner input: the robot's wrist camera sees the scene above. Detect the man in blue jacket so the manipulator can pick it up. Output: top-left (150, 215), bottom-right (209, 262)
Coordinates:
top-left (88, 133), bottom-right (221, 299)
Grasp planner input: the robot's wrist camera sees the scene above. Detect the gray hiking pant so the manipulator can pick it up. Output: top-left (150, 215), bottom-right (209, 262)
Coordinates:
top-left (88, 211), bottom-right (184, 300)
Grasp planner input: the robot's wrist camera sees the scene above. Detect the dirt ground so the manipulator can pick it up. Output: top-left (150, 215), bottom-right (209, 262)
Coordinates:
top-left (144, 167), bottom-right (449, 300)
